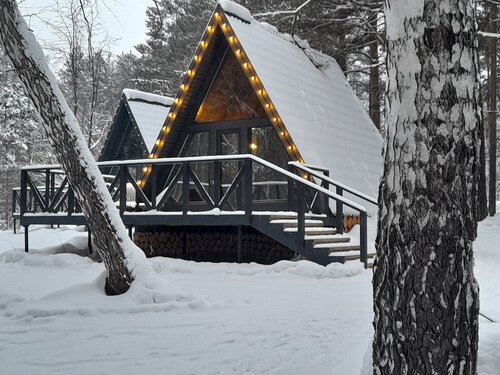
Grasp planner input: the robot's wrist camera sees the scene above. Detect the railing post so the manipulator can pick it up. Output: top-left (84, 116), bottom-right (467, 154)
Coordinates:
top-left (287, 164), bottom-right (296, 211)
top-left (297, 182), bottom-right (305, 251)
top-left (360, 211), bottom-right (368, 267)
top-left (150, 165), bottom-right (157, 209)
top-left (119, 165), bottom-right (127, 216)
top-left (244, 158), bottom-right (252, 219)
top-left (45, 169), bottom-right (50, 210)
top-left (20, 170), bottom-right (27, 218)
top-left (182, 162), bottom-right (190, 215)
top-left (67, 188), bottom-right (74, 216)
top-left (336, 186), bottom-right (344, 235)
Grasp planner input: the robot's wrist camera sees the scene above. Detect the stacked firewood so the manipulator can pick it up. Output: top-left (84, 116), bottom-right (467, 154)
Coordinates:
top-left (134, 227), bottom-right (294, 264)
top-left (343, 215), bottom-right (360, 232)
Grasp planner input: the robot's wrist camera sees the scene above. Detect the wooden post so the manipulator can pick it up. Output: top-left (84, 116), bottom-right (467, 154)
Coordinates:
top-left (297, 182), bottom-right (305, 251)
top-left (24, 225), bottom-right (29, 253)
top-left (183, 162), bottom-right (190, 215)
top-left (150, 165), bottom-right (157, 209)
top-left (88, 229), bottom-right (92, 255)
top-left (20, 170), bottom-right (27, 218)
top-left (244, 158), bottom-right (252, 220)
top-left (360, 211), bottom-right (367, 267)
top-left (119, 165), bottom-right (127, 216)
top-left (336, 186), bottom-right (344, 234)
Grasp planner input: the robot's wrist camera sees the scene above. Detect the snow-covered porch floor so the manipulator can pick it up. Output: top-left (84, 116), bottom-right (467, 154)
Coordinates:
top-left (0, 210), bottom-right (499, 374)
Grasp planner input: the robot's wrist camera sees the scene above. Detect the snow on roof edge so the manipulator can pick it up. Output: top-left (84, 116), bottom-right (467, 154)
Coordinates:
top-left (122, 89), bottom-right (174, 107)
top-left (218, 0), bottom-right (252, 22)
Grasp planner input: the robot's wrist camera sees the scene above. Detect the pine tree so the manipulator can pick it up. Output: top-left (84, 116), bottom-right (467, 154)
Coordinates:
top-left (373, 0), bottom-right (480, 373)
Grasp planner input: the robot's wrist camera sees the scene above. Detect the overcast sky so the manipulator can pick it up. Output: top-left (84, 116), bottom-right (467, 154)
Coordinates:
top-left (19, 0), bottom-right (150, 56)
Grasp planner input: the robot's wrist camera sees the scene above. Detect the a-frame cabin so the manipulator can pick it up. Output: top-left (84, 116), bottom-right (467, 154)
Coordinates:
top-left (15, 0), bottom-right (382, 267)
top-left (99, 89), bottom-right (174, 164)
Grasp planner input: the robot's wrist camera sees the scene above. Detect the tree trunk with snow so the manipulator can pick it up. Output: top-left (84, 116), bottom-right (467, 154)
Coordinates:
top-left (0, 0), bottom-right (140, 295)
top-left (368, 10), bottom-right (381, 130)
top-left (373, 0), bottom-right (480, 374)
top-left (489, 4), bottom-right (497, 217)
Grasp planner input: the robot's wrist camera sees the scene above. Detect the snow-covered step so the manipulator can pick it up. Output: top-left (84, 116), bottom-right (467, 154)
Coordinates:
top-left (284, 226), bottom-right (336, 235)
top-left (269, 213), bottom-right (321, 221)
top-left (305, 234), bottom-right (351, 245)
top-left (318, 243), bottom-right (361, 252)
top-left (328, 250), bottom-right (362, 261)
top-left (270, 219), bottom-right (324, 229)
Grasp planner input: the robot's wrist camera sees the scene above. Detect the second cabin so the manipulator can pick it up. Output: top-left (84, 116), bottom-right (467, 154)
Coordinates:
top-left (15, 0), bottom-right (382, 267)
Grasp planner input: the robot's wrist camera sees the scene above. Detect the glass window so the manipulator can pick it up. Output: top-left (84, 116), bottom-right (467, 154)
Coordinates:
top-left (249, 126), bottom-right (290, 200)
top-left (195, 50), bottom-right (267, 123)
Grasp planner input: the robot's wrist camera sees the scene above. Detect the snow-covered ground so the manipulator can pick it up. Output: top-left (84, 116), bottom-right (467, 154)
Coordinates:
top-left (0, 213), bottom-right (499, 374)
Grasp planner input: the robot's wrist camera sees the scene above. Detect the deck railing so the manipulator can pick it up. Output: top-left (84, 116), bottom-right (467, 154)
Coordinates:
top-left (14, 155), bottom-right (370, 265)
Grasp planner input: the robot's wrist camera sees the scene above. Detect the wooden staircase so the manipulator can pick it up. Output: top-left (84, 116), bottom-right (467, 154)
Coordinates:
top-left (252, 213), bottom-right (375, 267)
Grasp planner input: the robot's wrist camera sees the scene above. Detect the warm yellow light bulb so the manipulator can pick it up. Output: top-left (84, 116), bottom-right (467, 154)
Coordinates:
top-left (265, 103), bottom-right (271, 109)
top-left (142, 166), bottom-right (148, 173)
top-left (194, 55), bottom-right (200, 62)
top-left (222, 23), bottom-right (228, 30)
top-left (149, 153), bottom-right (155, 159)
top-left (215, 12), bottom-right (220, 18)
top-left (208, 25), bottom-right (214, 33)
top-left (162, 126), bottom-right (168, 132)
top-left (200, 40), bottom-right (207, 48)
top-left (180, 84), bottom-right (186, 90)
top-left (229, 36), bottom-right (234, 43)
top-left (273, 117), bottom-right (278, 122)
top-left (288, 145), bottom-right (293, 150)
top-left (249, 142), bottom-right (258, 151)
top-left (155, 139), bottom-right (161, 146)
top-left (280, 131), bottom-right (286, 136)
top-left (251, 76), bottom-right (256, 82)
top-left (137, 179), bottom-right (142, 185)
top-left (188, 69), bottom-right (194, 76)
top-left (243, 62), bottom-right (249, 69)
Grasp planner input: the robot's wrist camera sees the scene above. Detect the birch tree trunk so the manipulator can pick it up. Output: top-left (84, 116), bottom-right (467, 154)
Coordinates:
top-left (0, 0), bottom-right (144, 295)
top-left (373, 0), bottom-right (480, 373)
top-left (489, 4), bottom-right (497, 217)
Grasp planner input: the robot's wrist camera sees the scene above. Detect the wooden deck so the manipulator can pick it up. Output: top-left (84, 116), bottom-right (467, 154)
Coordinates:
top-left (13, 155), bottom-right (376, 267)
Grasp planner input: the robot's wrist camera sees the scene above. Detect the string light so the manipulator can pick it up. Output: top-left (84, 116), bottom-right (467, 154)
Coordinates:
top-left (162, 126), bottom-right (168, 132)
top-left (251, 76), bottom-right (256, 82)
top-left (236, 49), bottom-right (241, 56)
top-left (243, 62), bottom-right (249, 69)
top-left (200, 40), bottom-right (207, 48)
top-left (273, 117), bottom-right (278, 122)
top-left (149, 153), bottom-right (155, 159)
top-left (280, 131), bottom-right (286, 136)
top-left (180, 84), bottom-right (186, 90)
top-left (169, 112), bottom-right (175, 119)
top-left (229, 36), bottom-right (235, 43)
top-left (137, 180), bottom-right (142, 185)
top-left (208, 25), bottom-right (214, 33)
top-left (222, 23), bottom-right (228, 30)
top-left (249, 143), bottom-right (258, 151)
top-left (142, 166), bottom-right (148, 173)
top-left (265, 103), bottom-right (271, 109)
top-left (155, 139), bottom-right (161, 146)
top-left (194, 55), bottom-right (200, 62)
top-left (215, 12), bottom-right (220, 18)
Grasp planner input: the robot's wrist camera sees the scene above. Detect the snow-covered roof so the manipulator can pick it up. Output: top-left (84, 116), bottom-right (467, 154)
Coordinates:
top-left (122, 89), bottom-right (173, 153)
top-left (220, 1), bottom-right (382, 203)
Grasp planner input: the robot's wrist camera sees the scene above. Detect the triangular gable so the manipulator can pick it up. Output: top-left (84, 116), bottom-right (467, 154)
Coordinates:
top-left (123, 89), bottom-right (173, 153)
top-left (140, 1), bottom-right (382, 207)
top-left (196, 50), bottom-right (266, 122)
top-left (99, 89), bottom-right (173, 162)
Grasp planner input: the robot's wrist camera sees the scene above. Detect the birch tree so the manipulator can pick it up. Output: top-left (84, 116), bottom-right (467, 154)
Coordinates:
top-left (0, 0), bottom-right (150, 295)
top-left (373, 0), bottom-right (480, 373)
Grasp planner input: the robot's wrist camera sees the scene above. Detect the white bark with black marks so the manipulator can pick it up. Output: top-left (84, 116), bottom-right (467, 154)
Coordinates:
top-left (0, 0), bottom-right (152, 295)
top-left (373, 0), bottom-right (480, 374)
